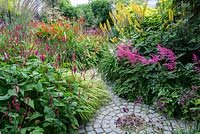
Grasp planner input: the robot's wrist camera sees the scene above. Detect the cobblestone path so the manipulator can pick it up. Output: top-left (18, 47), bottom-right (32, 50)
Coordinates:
top-left (79, 86), bottom-right (195, 134)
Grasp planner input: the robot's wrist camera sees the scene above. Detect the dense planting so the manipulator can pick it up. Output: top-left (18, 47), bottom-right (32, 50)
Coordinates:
top-left (0, 9), bottom-right (110, 133)
top-left (99, 42), bottom-right (200, 120)
top-left (99, 0), bottom-right (200, 122)
top-left (0, 0), bottom-right (199, 133)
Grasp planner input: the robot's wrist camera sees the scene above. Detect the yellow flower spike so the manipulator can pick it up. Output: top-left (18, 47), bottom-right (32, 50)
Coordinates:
top-left (110, 37), bottom-right (118, 43)
top-left (103, 23), bottom-right (109, 33)
top-left (168, 9), bottom-right (174, 22)
top-left (113, 12), bottom-right (121, 24)
top-left (99, 23), bottom-right (105, 33)
top-left (115, 24), bottom-right (121, 33)
top-left (134, 20), bottom-right (141, 29)
top-left (106, 19), bottom-right (112, 32)
top-left (142, 2), bottom-right (148, 18)
top-left (127, 15), bottom-right (133, 25)
top-left (135, 26), bottom-right (141, 32)
top-left (166, 25), bottom-right (170, 30)
top-left (109, 12), bottom-right (115, 23)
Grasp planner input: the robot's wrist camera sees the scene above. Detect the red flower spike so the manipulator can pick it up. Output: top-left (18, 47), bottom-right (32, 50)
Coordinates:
top-left (12, 96), bottom-right (17, 107)
top-left (9, 116), bottom-right (12, 123)
top-left (7, 102), bottom-right (11, 110)
top-left (72, 65), bottom-right (77, 74)
top-left (5, 111), bottom-right (8, 118)
top-left (71, 52), bottom-right (76, 62)
top-left (40, 54), bottom-right (45, 62)
top-left (15, 103), bottom-right (20, 111)
top-left (45, 43), bottom-right (50, 52)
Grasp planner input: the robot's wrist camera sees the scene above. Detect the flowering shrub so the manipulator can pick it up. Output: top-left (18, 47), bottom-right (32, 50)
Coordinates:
top-left (0, 17), bottom-right (108, 71)
top-left (99, 41), bottom-right (200, 120)
top-left (115, 42), bottom-right (176, 70)
top-left (34, 18), bottom-right (108, 69)
top-left (0, 17), bottom-right (110, 133)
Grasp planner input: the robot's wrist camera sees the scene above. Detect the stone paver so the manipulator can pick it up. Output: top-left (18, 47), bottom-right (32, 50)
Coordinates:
top-left (79, 86), bottom-right (195, 134)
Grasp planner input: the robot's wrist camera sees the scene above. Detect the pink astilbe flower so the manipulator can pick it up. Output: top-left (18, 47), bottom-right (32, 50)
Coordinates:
top-left (115, 43), bottom-right (176, 71)
top-left (115, 44), bottom-right (130, 61)
top-left (192, 53), bottom-right (200, 73)
top-left (127, 51), bottom-right (136, 64)
top-left (137, 54), bottom-right (148, 64)
top-left (163, 63), bottom-right (176, 70)
top-left (193, 66), bottom-right (200, 73)
top-left (116, 43), bottom-right (149, 65)
top-left (147, 55), bottom-right (160, 64)
top-left (157, 45), bottom-right (176, 70)
top-left (193, 54), bottom-right (198, 62)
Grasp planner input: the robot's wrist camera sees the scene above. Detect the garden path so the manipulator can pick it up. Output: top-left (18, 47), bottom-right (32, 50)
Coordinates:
top-left (78, 72), bottom-right (195, 134)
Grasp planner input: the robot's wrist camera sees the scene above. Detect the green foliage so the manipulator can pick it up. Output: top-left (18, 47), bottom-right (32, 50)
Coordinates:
top-left (75, 4), bottom-right (96, 27)
top-left (0, 56), bottom-right (110, 133)
top-left (60, 4), bottom-right (77, 19)
top-left (0, 57), bottom-right (79, 133)
top-left (162, 17), bottom-right (200, 64)
top-left (99, 44), bottom-right (200, 120)
top-left (90, 0), bottom-right (111, 26)
top-left (0, 17), bottom-right (110, 133)
top-left (60, 0), bottom-right (111, 27)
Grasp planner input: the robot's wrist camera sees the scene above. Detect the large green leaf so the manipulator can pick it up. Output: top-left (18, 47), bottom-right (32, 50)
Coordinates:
top-left (21, 127), bottom-right (43, 134)
top-left (28, 112), bottom-right (43, 122)
top-left (0, 94), bottom-right (10, 101)
top-left (30, 127), bottom-right (44, 134)
top-left (0, 89), bottom-right (17, 101)
top-left (44, 106), bottom-right (55, 119)
top-left (36, 82), bottom-right (44, 92)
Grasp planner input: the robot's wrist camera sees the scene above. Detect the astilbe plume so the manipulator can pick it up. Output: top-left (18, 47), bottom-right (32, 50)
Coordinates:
top-left (157, 45), bottom-right (176, 71)
top-left (115, 43), bottom-right (177, 71)
top-left (193, 53), bottom-right (200, 73)
top-left (115, 43), bottom-right (149, 65)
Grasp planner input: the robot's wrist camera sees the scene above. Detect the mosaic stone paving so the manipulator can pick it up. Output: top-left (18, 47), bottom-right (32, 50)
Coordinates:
top-left (78, 74), bottom-right (195, 134)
